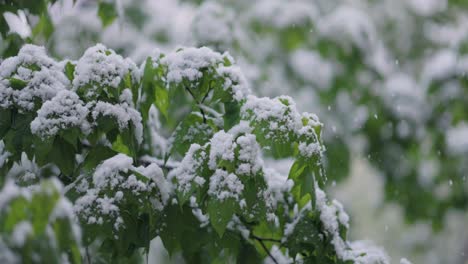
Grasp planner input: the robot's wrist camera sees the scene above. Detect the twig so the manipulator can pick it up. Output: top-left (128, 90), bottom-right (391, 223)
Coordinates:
top-left (64, 173), bottom-right (87, 194)
top-left (251, 234), bottom-right (282, 243)
top-left (86, 247), bottom-right (91, 264)
top-left (139, 155), bottom-right (179, 170)
top-left (252, 235), bottom-right (279, 264)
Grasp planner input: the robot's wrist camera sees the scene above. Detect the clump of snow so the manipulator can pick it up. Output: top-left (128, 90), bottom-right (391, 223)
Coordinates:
top-left (242, 95), bottom-right (300, 139)
top-left (400, 258), bottom-right (412, 264)
top-left (75, 154), bottom-right (172, 232)
top-left (264, 245), bottom-right (293, 264)
top-left (72, 44), bottom-right (139, 99)
top-left (242, 95), bottom-right (323, 150)
top-left (289, 50), bottom-right (334, 90)
top-left (135, 163), bottom-right (172, 210)
top-left (208, 169), bottom-right (244, 201)
top-left (3, 11), bottom-right (31, 38)
top-left (263, 167), bottom-right (294, 214)
top-left (235, 134), bottom-right (262, 175)
top-left (314, 184), bottom-right (389, 263)
top-left (91, 100), bottom-right (143, 143)
top-left (298, 142), bottom-right (321, 158)
top-left (406, 0), bottom-right (447, 17)
top-left (30, 90), bottom-right (90, 138)
top-left (250, 0), bottom-right (317, 29)
top-left (216, 65), bottom-right (251, 101)
top-left (0, 141), bottom-right (10, 169)
top-left (192, 2), bottom-right (234, 49)
top-left (168, 144), bottom-right (207, 195)
top-left (318, 6), bottom-right (377, 52)
top-left (208, 131), bottom-right (236, 169)
top-left (422, 49), bottom-right (457, 83)
top-left (161, 47), bottom-right (225, 84)
top-left (92, 154), bottom-right (134, 189)
top-left (445, 122), bottom-right (468, 155)
top-left (0, 44), bottom-right (69, 112)
top-left (11, 221), bottom-right (32, 246)
top-left (382, 72), bottom-right (427, 123)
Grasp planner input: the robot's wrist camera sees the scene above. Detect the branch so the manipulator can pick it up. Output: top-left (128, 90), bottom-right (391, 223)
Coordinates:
top-left (251, 234), bottom-right (282, 243)
top-left (252, 235), bottom-right (279, 264)
top-left (139, 155), bottom-right (180, 170)
top-left (63, 173), bottom-right (87, 194)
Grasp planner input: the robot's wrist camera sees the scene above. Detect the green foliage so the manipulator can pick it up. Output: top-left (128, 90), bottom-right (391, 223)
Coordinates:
top-left (0, 44), bottom-right (389, 263)
top-left (97, 1), bottom-right (118, 28)
top-left (0, 179), bottom-right (81, 264)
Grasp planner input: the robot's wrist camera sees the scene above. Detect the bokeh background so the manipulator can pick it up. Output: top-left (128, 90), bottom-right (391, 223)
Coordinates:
top-left (2, 0), bottom-right (468, 263)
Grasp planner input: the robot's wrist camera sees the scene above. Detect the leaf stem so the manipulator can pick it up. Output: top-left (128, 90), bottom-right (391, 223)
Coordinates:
top-left (185, 86), bottom-right (207, 123)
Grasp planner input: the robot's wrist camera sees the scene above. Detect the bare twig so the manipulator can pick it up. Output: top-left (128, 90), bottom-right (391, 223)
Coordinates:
top-left (251, 234), bottom-right (282, 243)
top-left (252, 235), bottom-right (279, 264)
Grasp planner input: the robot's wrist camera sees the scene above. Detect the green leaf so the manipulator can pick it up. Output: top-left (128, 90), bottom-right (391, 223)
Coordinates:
top-left (33, 136), bottom-right (54, 165)
top-left (170, 112), bottom-right (213, 156)
top-left (283, 215), bottom-right (321, 257)
top-left (0, 109), bottom-right (11, 138)
top-left (223, 101), bottom-right (240, 130)
top-left (324, 138), bottom-right (350, 183)
top-left (98, 1), bottom-right (118, 27)
top-left (155, 83), bottom-right (169, 119)
top-left (83, 145), bottom-right (117, 172)
top-left (158, 205), bottom-right (183, 255)
top-left (32, 12), bottom-right (54, 40)
top-left (288, 160), bottom-right (307, 181)
top-left (242, 177), bottom-right (267, 222)
top-left (50, 137), bottom-right (75, 176)
top-left (112, 134), bottom-right (131, 156)
top-left (8, 78), bottom-right (27, 90)
top-left (208, 198), bottom-right (236, 237)
top-left (64, 61), bottom-right (75, 82)
top-left (61, 127), bottom-right (80, 150)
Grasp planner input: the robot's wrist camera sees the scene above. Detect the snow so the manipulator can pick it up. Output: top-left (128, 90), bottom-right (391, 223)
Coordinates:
top-left (11, 221), bottom-right (32, 246)
top-left (93, 154), bottom-right (134, 189)
top-left (208, 169), bottom-right (244, 201)
top-left (445, 122), bottom-right (468, 155)
top-left (318, 6), bottom-right (377, 52)
top-left (314, 184), bottom-right (389, 263)
top-left (31, 90), bottom-right (90, 138)
top-left (0, 180), bottom-right (28, 209)
top-left (250, 0), bottom-right (317, 29)
top-left (3, 11), bottom-right (31, 38)
top-left (406, 0), bottom-right (447, 16)
top-left (72, 44), bottom-right (139, 98)
top-left (298, 142), bottom-right (321, 158)
top-left (91, 100), bottom-right (143, 143)
top-left (161, 47), bottom-right (224, 84)
top-left (422, 49), bottom-right (457, 83)
top-left (289, 50), bottom-right (334, 90)
top-left (192, 2), bottom-right (233, 48)
top-left (216, 65), bottom-right (251, 101)
top-left (400, 258), bottom-right (413, 264)
top-left (235, 134), bottom-right (262, 175)
top-left (241, 95), bottom-right (301, 140)
top-left (0, 141), bottom-right (10, 169)
top-left (75, 154), bottom-right (172, 231)
top-left (135, 163), bottom-right (172, 210)
top-left (168, 144), bottom-right (207, 195)
top-left (264, 245), bottom-right (293, 264)
top-left (382, 72), bottom-right (427, 123)
top-left (0, 45), bottom-right (69, 112)
top-left (208, 131), bottom-right (236, 170)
